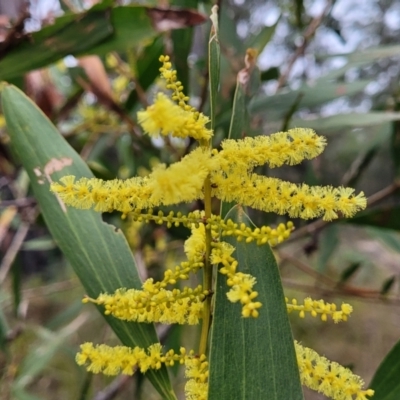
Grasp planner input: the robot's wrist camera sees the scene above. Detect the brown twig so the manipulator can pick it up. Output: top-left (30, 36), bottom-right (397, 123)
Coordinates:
top-left (279, 251), bottom-right (400, 303)
top-left (0, 207), bottom-right (37, 284)
top-left (0, 222), bottom-right (30, 284)
top-left (0, 206), bottom-right (17, 244)
top-left (92, 376), bottom-right (132, 400)
top-left (279, 250), bottom-right (337, 287)
top-left (366, 180), bottom-right (400, 205)
top-left (275, 0), bottom-right (332, 91)
top-left (0, 198), bottom-right (36, 208)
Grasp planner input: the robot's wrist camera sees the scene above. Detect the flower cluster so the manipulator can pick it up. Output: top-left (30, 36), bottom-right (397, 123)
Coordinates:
top-left (286, 297), bottom-right (353, 323)
top-left (76, 339), bottom-right (373, 400)
top-left (295, 341), bottom-right (374, 400)
top-left (137, 55), bottom-right (212, 141)
top-left (85, 284), bottom-right (207, 325)
top-left (76, 343), bottom-right (208, 400)
top-left (51, 55), bottom-right (372, 400)
top-left (51, 58), bottom-right (366, 221)
top-left (51, 130), bottom-right (366, 222)
top-left (210, 240), bottom-right (262, 317)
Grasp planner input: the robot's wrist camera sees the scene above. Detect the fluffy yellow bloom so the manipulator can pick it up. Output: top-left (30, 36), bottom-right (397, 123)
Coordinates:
top-left (215, 128), bottom-right (326, 170)
top-left (137, 93), bottom-right (212, 141)
top-left (86, 284), bottom-right (206, 325)
top-left (137, 55), bottom-right (212, 142)
top-left (295, 342), bottom-right (374, 400)
top-left (77, 342), bottom-right (208, 400)
top-left (286, 297), bottom-right (353, 322)
top-left (185, 354), bottom-right (209, 400)
top-left (210, 173), bottom-right (367, 221)
top-left (51, 175), bottom-right (153, 215)
top-left (148, 148), bottom-right (213, 205)
top-left (184, 222), bottom-right (206, 262)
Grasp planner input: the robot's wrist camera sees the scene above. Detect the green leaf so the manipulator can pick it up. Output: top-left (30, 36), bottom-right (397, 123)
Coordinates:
top-left (208, 206), bottom-right (304, 400)
top-left (21, 237), bottom-right (56, 251)
top-left (170, 0), bottom-right (198, 94)
top-left (0, 9), bottom-right (114, 81)
top-left (14, 327), bottom-right (68, 389)
top-left (228, 51), bottom-right (260, 141)
top-left (2, 85), bottom-right (175, 400)
top-left (350, 207), bottom-right (400, 230)
top-left (290, 112), bottom-right (400, 132)
top-left (317, 224), bottom-right (339, 272)
top-left (344, 144), bottom-right (380, 187)
top-left (319, 44), bottom-right (400, 80)
top-left (11, 388), bottom-right (42, 400)
top-left (220, 50), bottom-right (260, 217)
top-left (369, 338), bottom-right (400, 400)
top-left (88, 6), bottom-right (156, 56)
top-left (0, 4), bottom-right (206, 81)
top-left (124, 36), bottom-right (163, 111)
top-left (380, 276), bottom-right (396, 296)
top-left (209, 6), bottom-right (220, 132)
top-left (219, 6), bottom-right (244, 56)
top-left (294, 0), bottom-right (304, 27)
top-left (367, 227), bottom-right (400, 253)
top-left (390, 120), bottom-right (400, 178)
top-left (338, 262), bottom-right (362, 284)
top-left (245, 16), bottom-right (280, 54)
top-left (0, 305), bottom-right (9, 352)
top-left (217, 80), bottom-right (370, 126)
top-left (260, 67), bottom-right (279, 81)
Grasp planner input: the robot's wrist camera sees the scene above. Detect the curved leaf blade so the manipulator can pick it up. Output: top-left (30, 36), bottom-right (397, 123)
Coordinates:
top-left (2, 85), bottom-right (175, 400)
top-left (369, 339), bottom-right (400, 400)
top-left (208, 206), bottom-right (303, 400)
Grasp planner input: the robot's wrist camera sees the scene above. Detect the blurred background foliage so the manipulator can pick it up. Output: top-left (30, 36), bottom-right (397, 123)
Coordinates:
top-left (1, 0), bottom-right (400, 399)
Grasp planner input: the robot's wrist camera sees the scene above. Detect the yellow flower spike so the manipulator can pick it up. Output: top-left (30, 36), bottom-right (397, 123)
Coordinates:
top-left (51, 175), bottom-right (154, 214)
top-left (76, 341), bottom-right (209, 396)
top-left (295, 341), bottom-right (374, 400)
top-left (91, 285), bottom-right (206, 325)
top-left (137, 55), bottom-right (213, 142)
top-left (137, 93), bottom-right (212, 141)
top-left (148, 148), bottom-right (213, 205)
top-left (210, 173), bottom-right (366, 221)
top-left (286, 297), bottom-right (353, 323)
top-left (211, 241), bottom-right (261, 318)
top-left (159, 55), bottom-right (195, 112)
top-left (214, 128), bottom-right (327, 171)
top-left (184, 223), bottom-right (206, 262)
top-left (185, 355), bottom-right (209, 400)
top-left (207, 215), bottom-right (293, 246)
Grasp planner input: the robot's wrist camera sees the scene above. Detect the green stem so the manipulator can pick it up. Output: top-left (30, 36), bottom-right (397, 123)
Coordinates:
top-left (199, 174), bottom-right (213, 355)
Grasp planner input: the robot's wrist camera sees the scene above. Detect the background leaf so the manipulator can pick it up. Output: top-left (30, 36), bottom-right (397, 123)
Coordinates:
top-left (0, 4), bottom-right (207, 81)
top-left (350, 206), bottom-right (400, 230)
top-left (217, 80), bottom-right (370, 126)
top-left (209, 6), bottom-right (220, 132)
top-left (290, 112), bottom-right (400, 132)
top-left (0, 8), bottom-right (114, 81)
top-left (1, 85), bottom-right (175, 400)
top-left (369, 339), bottom-right (400, 400)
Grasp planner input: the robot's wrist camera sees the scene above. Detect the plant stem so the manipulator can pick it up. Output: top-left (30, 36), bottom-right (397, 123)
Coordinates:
top-left (199, 174), bottom-right (213, 355)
